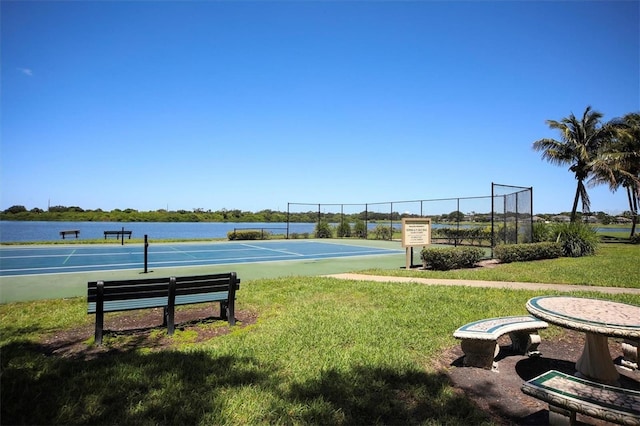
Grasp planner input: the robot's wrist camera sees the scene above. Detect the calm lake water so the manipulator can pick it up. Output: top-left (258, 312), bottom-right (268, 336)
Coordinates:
top-left (0, 221), bottom-right (321, 242)
top-left (0, 221), bottom-right (630, 243)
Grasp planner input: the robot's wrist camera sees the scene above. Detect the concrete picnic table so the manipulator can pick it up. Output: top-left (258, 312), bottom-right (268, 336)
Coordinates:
top-left (526, 295), bottom-right (640, 385)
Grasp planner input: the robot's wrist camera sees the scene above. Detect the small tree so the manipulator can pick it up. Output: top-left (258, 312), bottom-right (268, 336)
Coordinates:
top-left (315, 221), bottom-right (333, 238)
top-left (337, 221), bottom-right (351, 237)
top-left (372, 224), bottom-right (392, 240)
top-left (353, 219), bottom-right (367, 238)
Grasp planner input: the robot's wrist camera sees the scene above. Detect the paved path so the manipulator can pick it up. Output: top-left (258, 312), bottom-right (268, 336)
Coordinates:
top-left (325, 273), bottom-right (640, 295)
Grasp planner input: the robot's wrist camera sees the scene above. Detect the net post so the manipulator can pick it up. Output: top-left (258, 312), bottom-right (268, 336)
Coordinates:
top-left (143, 234), bottom-right (149, 273)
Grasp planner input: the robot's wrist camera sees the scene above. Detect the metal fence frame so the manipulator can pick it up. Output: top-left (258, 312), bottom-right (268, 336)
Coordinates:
top-left (287, 182), bottom-right (533, 253)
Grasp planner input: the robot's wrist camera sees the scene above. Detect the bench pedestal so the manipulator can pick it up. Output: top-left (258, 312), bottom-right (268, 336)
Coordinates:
top-left (548, 404), bottom-right (577, 425)
top-left (453, 316), bottom-right (548, 370)
top-left (510, 331), bottom-right (542, 356)
top-left (461, 339), bottom-right (500, 370)
top-left (621, 339), bottom-right (639, 371)
top-left (460, 331), bottom-right (542, 370)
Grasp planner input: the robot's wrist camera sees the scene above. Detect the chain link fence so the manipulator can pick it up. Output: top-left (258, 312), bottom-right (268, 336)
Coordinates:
top-left (287, 183), bottom-right (533, 253)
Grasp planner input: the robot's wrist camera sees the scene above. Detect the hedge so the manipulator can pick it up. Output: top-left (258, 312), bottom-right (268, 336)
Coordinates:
top-left (493, 242), bottom-right (563, 263)
top-left (227, 230), bottom-right (267, 240)
top-left (420, 246), bottom-right (484, 271)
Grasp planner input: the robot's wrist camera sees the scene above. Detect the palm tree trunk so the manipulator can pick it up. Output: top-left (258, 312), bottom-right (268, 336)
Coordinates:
top-left (629, 187), bottom-right (638, 237)
top-left (571, 184), bottom-right (581, 222)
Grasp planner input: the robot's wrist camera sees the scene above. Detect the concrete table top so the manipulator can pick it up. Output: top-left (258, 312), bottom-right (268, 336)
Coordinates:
top-left (527, 296), bottom-right (640, 385)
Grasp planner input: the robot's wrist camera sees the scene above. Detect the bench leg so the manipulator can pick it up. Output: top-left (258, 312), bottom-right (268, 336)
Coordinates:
top-left (95, 313), bottom-right (104, 346)
top-left (460, 339), bottom-right (499, 370)
top-left (509, 331), bottom-right (542, 356)
top-left (220, 301), bottom-right (228, 320)
top-left (548, 404), bottom-right (576, 425)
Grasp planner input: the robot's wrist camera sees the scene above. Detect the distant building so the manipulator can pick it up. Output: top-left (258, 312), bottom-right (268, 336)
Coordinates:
top-left (615, 216), bottom-right (633, 224)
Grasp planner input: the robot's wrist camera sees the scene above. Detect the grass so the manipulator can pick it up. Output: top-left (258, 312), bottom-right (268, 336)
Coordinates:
top-left (363, 244), bottom-right (640, 288)
top-left (1, 244), bottom-right (639, 424)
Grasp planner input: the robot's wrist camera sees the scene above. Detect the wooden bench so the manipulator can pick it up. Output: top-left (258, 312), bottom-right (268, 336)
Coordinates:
top-left (453, 315), bottom-right (549, 370)
top-left (521, 369), bottom-right (640, 425)
top-left (60, 230), bottom-right (80, 239)
top-left (104, 230), bottom-right (132, 239)
top-left (87, 272), bottom-right (240, 345)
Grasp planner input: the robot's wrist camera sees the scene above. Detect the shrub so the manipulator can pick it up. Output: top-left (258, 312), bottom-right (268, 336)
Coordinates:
top-left (337, 221), bottom-right (351, 238)
top-left (552, 222), bottom-right (599, 257)
top-left (372, 224), bottom-right (392, 240)
top-left (227, 230), bottom-right (265, 240)
top-left (494, 242), bottom-right (563, 263)
top-left (353, 219), bottom-right (367, 238)
top-left (420, 246), bottom-right (484, 271)
top-left (532, 222), bottom-right (554, 243)
top-left (315, 221), bottom-right (333, 238)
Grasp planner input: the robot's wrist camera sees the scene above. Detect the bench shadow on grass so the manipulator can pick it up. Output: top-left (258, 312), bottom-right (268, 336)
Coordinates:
top-left (2, 339), bottom-right (491, 425)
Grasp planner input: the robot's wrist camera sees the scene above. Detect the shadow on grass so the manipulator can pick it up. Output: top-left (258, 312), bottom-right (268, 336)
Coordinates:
top-left (286, 366), bottom-right (491, 425)
top-left (2, 339), bottom-right (492, 425)
top-left (1, 340), bottom-right (272, 425)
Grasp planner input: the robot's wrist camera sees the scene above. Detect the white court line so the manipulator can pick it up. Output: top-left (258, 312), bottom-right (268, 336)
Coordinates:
top-left (0, 251), bottom-right (136, 259)
top-left (170, 246), bottom-right (198, 259)
top-left (1, 261), bottom-right (143, 274)
top-left (241, 243), bottom-right (304, 256)
top-left (317, 240), bottom-right (405, 252)
top-left (62, 249), bottom-right (76, 265)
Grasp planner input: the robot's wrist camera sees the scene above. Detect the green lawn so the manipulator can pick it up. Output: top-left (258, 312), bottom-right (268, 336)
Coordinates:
top-left (364, 243), bottom-right (640, 288)
top-left (1, 243), bottom-right (639, 425)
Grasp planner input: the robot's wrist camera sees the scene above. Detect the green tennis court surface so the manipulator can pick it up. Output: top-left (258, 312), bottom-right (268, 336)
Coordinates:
top-left (0, 240), bottom-right (411, 303)
top-left (0, 240), bottom-right (403, 277)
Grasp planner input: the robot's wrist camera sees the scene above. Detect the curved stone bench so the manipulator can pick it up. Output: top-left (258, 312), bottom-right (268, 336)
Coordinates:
top-left (522, 369), bottom-right (640, 425)
top-left (453, 315), bottom-right (549, 370)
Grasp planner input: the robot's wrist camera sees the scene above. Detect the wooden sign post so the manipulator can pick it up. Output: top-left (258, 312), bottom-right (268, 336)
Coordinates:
top-left (401, 218), bottom-right (432, 269)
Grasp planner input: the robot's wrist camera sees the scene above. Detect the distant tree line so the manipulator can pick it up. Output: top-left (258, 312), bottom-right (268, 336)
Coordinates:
top-left (0, 206), bottom-right (414, 223)
top-left (1, 205), bottom-right (632, 224)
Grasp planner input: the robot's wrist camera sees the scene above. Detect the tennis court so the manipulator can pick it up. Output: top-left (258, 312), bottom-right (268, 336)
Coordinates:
top-left (0, 240), bottom-right (404, 277)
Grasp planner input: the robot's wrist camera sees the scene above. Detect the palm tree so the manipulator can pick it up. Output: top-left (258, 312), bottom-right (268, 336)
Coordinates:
top-left (590, 112), bottom-right (640, 236)
top-left (533, 106), bottom-right (612, 222)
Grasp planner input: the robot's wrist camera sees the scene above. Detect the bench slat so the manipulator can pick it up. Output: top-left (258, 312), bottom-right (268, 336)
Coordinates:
top-left (88, 296), bottom-right (168, 313)
top-left (176, 283), bottom-right (238, 295)
top-left (175, 292), bottom-right (229, 305)
top-left (175, 273), bottom-right (236, 282)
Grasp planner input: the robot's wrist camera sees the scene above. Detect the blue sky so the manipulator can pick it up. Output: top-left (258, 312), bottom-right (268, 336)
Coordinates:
top-left (2, 1), bottom-right (638, 215)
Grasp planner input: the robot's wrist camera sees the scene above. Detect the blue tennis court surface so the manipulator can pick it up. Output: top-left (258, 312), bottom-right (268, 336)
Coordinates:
top-left (0, 241), bottom-right (403, 277)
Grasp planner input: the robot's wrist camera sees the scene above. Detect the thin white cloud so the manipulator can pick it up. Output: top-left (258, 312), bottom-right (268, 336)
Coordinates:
top-left (17, 67), bottom-right (33, 77)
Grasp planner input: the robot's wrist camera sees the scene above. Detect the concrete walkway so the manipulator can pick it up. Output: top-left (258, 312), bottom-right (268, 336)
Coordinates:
top-left (325, 273), bottom-right (640, 295)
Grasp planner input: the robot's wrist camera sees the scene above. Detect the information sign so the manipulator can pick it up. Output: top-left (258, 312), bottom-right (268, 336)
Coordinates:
top-left (401, 218), bottom-right (431, 248)
top-left (401, 218), bottom-right (431, 269)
